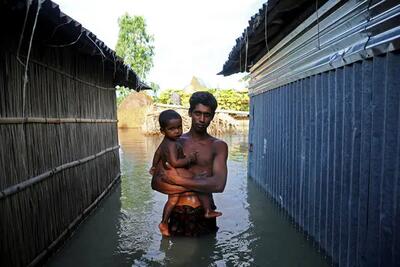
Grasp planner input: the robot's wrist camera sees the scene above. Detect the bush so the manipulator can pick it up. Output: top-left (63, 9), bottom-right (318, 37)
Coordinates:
top-left (158, 89), bottom-right (190, 106)
top-left (211, 89), bottom-right (249, 111)
top-left (157, 89), bottom-right (249, 111)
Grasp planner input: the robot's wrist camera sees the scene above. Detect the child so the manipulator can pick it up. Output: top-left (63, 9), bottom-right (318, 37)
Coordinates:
top-left (150, 109), bottom-right (222, 236)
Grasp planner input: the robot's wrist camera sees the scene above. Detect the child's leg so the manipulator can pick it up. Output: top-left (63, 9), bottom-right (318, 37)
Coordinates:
top-left (197, 193), bottom-right (222, 218)
top-left (161, 194), bottom-right (179, 223)
top-left (159, 194), bottom-right (179, 236)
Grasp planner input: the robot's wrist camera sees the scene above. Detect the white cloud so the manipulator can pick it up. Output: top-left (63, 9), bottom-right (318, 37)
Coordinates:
top-left (53, 0), bottom-right (264, 90)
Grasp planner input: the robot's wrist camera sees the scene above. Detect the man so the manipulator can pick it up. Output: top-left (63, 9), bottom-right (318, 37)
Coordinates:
top-left (151, 91), bottom-right (228, 236)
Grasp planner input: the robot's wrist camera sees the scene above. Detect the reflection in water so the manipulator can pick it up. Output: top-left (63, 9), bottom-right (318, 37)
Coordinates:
top-left (47, 129), bottom-right (329, 267)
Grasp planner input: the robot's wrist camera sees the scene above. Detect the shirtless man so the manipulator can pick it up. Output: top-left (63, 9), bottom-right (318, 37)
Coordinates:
top-left (151, 91), bottom-right (228, 236)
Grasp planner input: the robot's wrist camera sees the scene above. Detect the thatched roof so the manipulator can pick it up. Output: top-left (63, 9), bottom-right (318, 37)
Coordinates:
top-left (0, 0), bottom-right (150, 90)
top-left (118, 92), bottom-right (153, 128)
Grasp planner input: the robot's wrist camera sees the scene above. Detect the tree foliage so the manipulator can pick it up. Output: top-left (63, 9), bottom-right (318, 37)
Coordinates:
top-left (115, 14), bottom-right (155, 80)
top-left (210, 89), bottom-right (249, 111)
top-left (116, 86), bottom-right (131, 107)
top-left (158, 89), bottom-right (249, 111)
top-left (149, 82), bottom-right (160, 101)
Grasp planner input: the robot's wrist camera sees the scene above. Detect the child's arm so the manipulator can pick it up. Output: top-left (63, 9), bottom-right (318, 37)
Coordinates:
top-left (149, 145), bottom-right (162, 175)
top-left (166, 141), bottom-right (197, 168)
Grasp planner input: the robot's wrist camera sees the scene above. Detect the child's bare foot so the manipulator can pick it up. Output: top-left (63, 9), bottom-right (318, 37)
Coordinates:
top-left (159, 223), bottom-right (170, 237)
top-left (204, 210), bottom-right (222, 218)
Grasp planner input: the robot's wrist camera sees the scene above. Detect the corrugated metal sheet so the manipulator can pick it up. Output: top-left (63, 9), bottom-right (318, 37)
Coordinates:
top-left (219, 0), bottom-right (330, 76)
top-left (248, 51), bottom-right (400, 266)
top-left (249, 0), bottom-right (400, 96)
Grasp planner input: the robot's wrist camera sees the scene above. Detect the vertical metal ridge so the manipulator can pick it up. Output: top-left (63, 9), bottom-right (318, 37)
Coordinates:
top-left (393, 80), bottom-right (400, 266)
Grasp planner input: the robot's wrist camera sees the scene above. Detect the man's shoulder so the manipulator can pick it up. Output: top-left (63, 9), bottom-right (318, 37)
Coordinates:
top-left (209, 136), bottom-right (226, 144)
top-left (178, 133), bottom-right (190, 144)
top-left (180, 133), bottom-right (190, 139)
top-left (210, 137), bottom-right (228, 151)
top-left (180, 133), bottom-right (227, 147)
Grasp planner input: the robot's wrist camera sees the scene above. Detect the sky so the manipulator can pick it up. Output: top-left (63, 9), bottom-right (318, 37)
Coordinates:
top-left (53, 0), bottom-right (264, 90)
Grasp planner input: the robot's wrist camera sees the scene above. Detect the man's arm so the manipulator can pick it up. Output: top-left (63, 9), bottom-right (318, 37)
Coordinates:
top-left (149, 145), bottom-right (162, 175)
top-left (151, 161), bottom-right (190, 195)
top-left (152, 146), bottom-right (161, 167)
top-left (164, 140), bottom-right (228, 193)
top-left (151, 169), bottom-right (188, 195)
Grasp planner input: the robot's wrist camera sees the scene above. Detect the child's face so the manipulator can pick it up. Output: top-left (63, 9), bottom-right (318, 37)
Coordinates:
top-left (161, 118), bottom-right (183, 140)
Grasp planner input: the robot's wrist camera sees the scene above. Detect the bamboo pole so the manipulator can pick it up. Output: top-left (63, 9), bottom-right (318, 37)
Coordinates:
top-left (0, 145), bottom-right (120, 200)
top-left (154, 103), bottom-right (249, 116)
top-left (0, 117), bottom-right (117, 124)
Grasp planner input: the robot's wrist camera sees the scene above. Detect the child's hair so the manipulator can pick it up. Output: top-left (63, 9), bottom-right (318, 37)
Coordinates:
top-left (159, 109), bottom-right (182, 129)
top-left (189, 91), bottom-right (218, 114)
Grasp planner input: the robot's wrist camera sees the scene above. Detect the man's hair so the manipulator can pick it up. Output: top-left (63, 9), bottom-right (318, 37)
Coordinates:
top-left (189, 91), bottom-right (218, 114)
top-left (159, 109), bottom-right (182, 129)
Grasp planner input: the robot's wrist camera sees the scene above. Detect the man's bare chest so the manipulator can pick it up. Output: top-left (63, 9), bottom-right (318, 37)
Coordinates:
top-left (183, 140), bottom-right (214, 166)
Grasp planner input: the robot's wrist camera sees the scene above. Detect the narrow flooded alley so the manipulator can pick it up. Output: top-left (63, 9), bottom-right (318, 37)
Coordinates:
top-left (46, 129), bottom-right (329, 267)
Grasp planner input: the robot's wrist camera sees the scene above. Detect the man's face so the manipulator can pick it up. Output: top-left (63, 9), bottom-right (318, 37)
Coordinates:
top-left (189, 104), bottom-right (214, 132)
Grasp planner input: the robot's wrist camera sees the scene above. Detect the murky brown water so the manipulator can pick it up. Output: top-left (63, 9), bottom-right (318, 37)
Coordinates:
top-left (46, 129), bottom-right (329, 267)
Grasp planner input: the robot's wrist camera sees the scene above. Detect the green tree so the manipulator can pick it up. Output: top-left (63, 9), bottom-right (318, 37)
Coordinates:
top-left (115, 14), bottom-right (155, 80)
top-left (116, 86), bottom-right (131, 107)
top-left (158, 88), bottom-right (249, 111)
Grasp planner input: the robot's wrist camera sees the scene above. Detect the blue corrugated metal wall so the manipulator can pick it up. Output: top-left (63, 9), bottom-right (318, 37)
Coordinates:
top-left (248, 51), bottom-right (400, 267)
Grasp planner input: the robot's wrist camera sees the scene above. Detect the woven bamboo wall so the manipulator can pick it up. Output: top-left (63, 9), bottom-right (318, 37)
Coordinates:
top-left (0, 37), bottom-right (120, 266)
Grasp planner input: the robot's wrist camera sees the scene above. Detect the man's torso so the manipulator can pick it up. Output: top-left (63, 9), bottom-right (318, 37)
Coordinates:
top-left (175, 133), bottom-right (217, 206)
top-left (180, 133), bottom-right (216, 176)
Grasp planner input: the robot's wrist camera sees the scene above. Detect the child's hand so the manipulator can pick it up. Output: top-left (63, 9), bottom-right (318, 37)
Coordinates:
top-left (188, 151), bottom-right (198, 164)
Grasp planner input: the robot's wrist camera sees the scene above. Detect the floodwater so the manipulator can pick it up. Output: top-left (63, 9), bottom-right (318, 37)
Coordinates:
top-left (47, 129), bottom-right (330, 267)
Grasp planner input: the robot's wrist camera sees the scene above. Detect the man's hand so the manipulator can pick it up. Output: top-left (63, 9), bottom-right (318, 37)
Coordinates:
top-left (163, 162), bottom-right (179, 184)
top-left (151, 161), bottom-right (188, 194)
top-left (187, 151), bottom-right (198, 164)
top-left (163, 162), bottom-right (198, 184)
top-left (194, 171), bottom-right (208, 179)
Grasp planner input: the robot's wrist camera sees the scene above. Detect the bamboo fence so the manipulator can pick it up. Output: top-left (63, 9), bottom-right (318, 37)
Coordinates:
top-left (0, 37), bottom-right (121, 266)
top-left (143, 104), bottom-right (248, 136)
